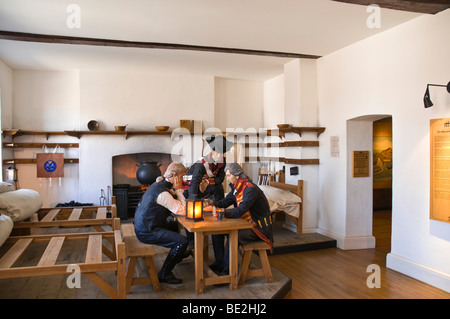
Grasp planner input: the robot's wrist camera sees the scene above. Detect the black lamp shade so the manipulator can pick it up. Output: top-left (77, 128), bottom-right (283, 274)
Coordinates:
top-left (424, 86), bottom-right (433, 108)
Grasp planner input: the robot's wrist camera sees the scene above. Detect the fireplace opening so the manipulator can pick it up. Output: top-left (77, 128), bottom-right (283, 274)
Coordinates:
top-left (112, 152), bottom-right (177, 219)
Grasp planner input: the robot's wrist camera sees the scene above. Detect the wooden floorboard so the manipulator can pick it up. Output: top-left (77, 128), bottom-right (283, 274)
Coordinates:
top-left (269, 211), bottom-right (450, 299)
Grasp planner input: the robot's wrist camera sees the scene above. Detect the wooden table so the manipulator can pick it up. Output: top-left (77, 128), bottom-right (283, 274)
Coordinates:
top-left (177, 214), bottom-right (252, 294)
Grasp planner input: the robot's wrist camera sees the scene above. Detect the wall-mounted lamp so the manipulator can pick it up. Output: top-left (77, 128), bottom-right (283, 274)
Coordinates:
top-left (424, 81), bottom-right (450, 108)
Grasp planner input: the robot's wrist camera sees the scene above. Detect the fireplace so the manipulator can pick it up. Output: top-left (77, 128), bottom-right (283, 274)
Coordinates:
top-left (112, 152), bottom-right (178, 219)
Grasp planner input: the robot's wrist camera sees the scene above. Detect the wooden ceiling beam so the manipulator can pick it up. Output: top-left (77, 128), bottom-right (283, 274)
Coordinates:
top-left (0, 30), bottom-right (321, 60)
top-left (332, 0), bottom-right (450, 14)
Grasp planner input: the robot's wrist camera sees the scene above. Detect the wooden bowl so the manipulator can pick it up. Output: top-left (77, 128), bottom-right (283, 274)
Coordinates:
top-left (277, 124), bottom-right (291, 129)
top-left (155, 126), bottom-right (169, 131)
top-left (115, 125), bottom-right (127, 131)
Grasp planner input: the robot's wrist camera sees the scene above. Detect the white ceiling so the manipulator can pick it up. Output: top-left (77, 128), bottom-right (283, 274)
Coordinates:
top-left (0, 0), bottom-right (422, 80)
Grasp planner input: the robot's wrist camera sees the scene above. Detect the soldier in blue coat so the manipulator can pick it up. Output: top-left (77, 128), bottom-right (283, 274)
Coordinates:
top-left (210, 163), bottom-right (273, 275)
top-left (134, 162), bottom-right (190, 284)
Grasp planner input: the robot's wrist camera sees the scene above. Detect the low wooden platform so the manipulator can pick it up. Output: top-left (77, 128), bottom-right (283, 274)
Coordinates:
top-left (271, 222), bottom-right (336, 255)
top-left (0, 220), bottom-right (337, 299)
top-left (0, 225), bottom-right (291, 299)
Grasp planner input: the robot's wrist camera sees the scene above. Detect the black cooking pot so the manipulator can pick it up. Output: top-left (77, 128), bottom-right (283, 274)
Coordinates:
top-left (136, 161), bottom-right (161, 185)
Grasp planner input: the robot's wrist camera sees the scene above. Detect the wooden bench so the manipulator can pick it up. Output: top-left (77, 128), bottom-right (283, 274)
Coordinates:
top-left (239, 241), bottom-right (273, 284)
top-left (121, 223), bottom-right (160, 294)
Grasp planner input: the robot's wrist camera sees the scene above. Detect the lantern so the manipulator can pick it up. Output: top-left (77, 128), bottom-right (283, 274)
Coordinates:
top-left (186, 198), bottom-right (204, 222)
top-left (6, 166), bottom-right (18, 182)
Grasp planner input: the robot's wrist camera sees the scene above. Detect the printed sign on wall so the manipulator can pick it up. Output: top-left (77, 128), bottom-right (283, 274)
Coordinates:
top-left (352, 151), bottom-right (370, 178)
top-left (430, 118), bottom-right (450, 223)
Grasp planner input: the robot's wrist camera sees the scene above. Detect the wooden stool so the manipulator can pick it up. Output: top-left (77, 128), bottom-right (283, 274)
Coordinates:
top-left (121, 224), bottom-right (161, 293)
top-left (239, 241), bottom-right (273, 284)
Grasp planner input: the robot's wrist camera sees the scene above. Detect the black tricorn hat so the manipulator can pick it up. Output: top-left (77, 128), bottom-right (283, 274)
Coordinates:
top-left (205, 135), bottom-right (234, 153)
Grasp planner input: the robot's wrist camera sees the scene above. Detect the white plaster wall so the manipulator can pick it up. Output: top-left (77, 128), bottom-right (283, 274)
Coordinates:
top-left (318, 10), bottom-right (450, 291)
top-left (0, 59), bottom-right (13, 181)
top-left (284, 60), bottom-right (301, 127)
top-left (261, 74), bottom-right (285, 181)
top-left (298, 59), bottom-right (320, 232)
top-left (345, 119), bottom-right (375, 248)
top-left (299, 59), bottom-right (319, 127)
top-left (214, 77), bottom-right (263, 132)
top-left (0, 59), bottom-right (13, 130)
top-left (263, 74), bottom-right (284, 129)
top-left (80, 70), bottom-right (214, 132)
top-left (13, 70), bottom-right (80, 130)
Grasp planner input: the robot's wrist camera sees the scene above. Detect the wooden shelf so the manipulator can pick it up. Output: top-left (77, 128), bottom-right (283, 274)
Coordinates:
top-left (64, 130), bottom-right (173, 139)
top-left (244, 156), bottom-right (319, 165)
top-left (1, 129), bottom-right (174, 139)
top-left (3, 142), bottom-right (79, 148)
top-left (266, 126), bottom-right (325, 138)
top-left (3, 158), bottom-right (79, 165)
top-left (284, 158), bottom-right (319, 165)
top-left (2, 129), bottom-right (68, 139)
top-left (244, 141), bottom-right (319, 148)
top-left (225, 127), bottom-right (325, 138)
top-left (292, 127), bottom-right (325, 137)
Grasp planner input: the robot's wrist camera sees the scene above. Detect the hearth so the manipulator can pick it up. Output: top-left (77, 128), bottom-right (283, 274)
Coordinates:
top-left (112, 152), bottom-right (174, 219)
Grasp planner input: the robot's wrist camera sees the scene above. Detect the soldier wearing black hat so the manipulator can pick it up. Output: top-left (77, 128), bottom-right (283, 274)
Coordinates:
top-left (182, 135), bottom-right (234, 252)
top-left (182, 135), bottom-right (234, 201)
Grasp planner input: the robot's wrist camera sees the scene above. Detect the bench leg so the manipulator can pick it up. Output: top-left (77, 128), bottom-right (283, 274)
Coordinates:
top-left (238, 250), bottom-right (252, 285)
top-left (144, 256), bottom-right (161, 292)
top-left (258, 250), bottom-right (273, 283)
top-left (239, 249), bottom-right (273, 284)
top-left (126, 257), bottom-right (137, 294)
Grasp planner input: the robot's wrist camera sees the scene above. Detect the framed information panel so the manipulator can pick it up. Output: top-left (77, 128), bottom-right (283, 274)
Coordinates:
top-left (353, 151), bottom-right (370, 177)
top-left (430, 118), bottom-right (450, 223)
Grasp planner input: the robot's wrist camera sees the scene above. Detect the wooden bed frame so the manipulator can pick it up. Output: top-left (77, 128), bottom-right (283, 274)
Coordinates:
top-left (267, 171), bottom-right (304, 235)
top-left (12, 201), bottom-right (117, 234)
top-left (0, 218), bottom-right (126, 298)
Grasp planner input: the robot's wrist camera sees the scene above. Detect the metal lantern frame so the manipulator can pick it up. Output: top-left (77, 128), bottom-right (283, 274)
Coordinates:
top-left (185, 198), bottom-right (204, 222)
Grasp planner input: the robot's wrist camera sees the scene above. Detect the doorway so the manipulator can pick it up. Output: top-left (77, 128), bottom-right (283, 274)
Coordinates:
top-left (346, 114), bottom-right (392, 250)
top-left (372, 117), bottom-right (392, 253)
